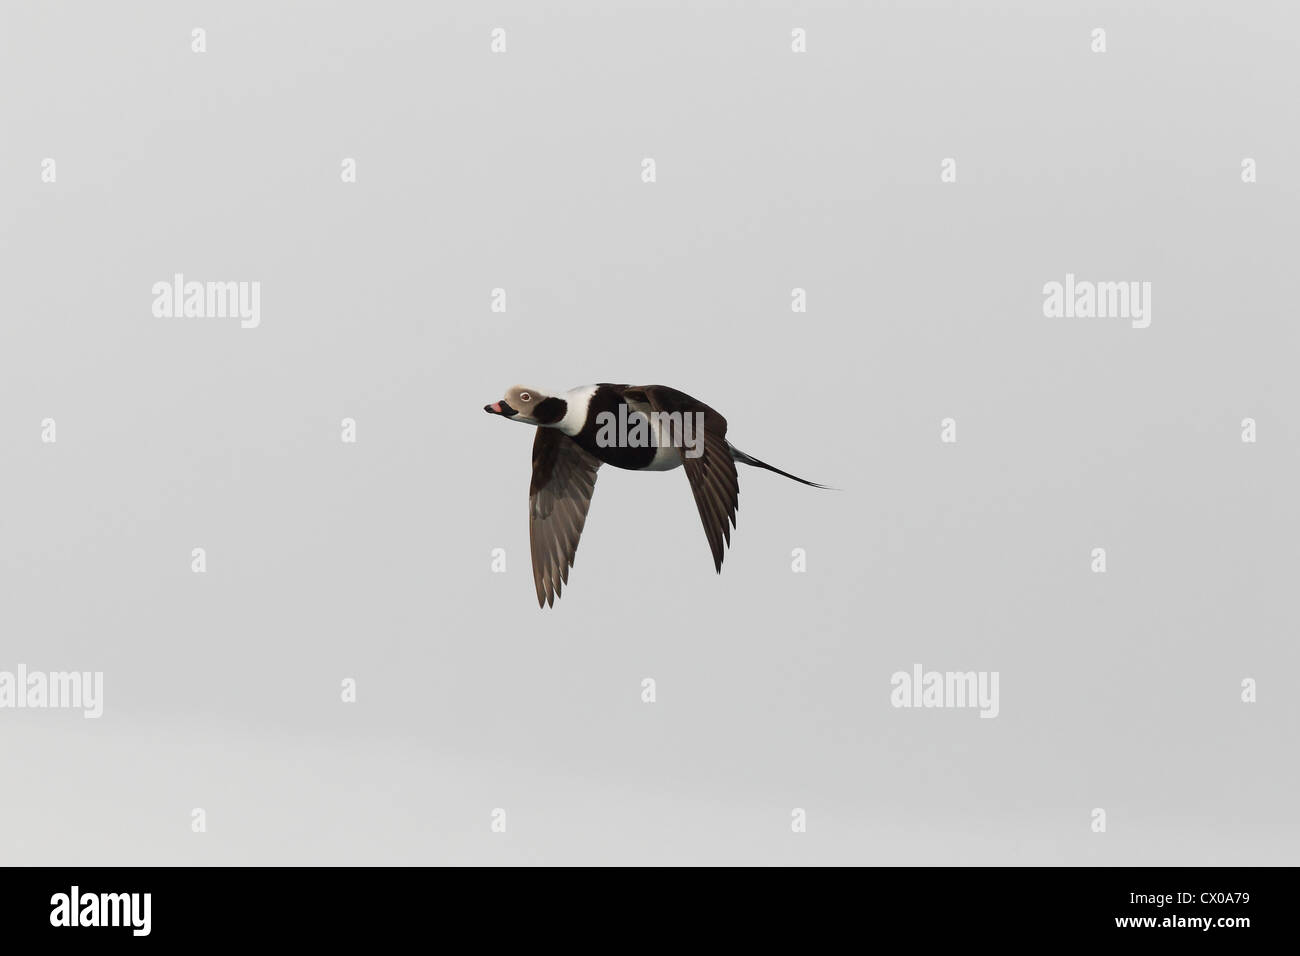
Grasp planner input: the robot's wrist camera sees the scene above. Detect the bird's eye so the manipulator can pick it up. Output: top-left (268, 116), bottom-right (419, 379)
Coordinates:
top-left (519, 392), bottom-right (531, 402)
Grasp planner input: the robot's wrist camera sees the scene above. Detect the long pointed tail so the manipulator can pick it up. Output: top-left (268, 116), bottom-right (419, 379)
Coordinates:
top-left (727, 443), bottom-right (834, 489)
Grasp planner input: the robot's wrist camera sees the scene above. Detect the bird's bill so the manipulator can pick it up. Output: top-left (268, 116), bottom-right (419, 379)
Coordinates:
top-left (484, 400), bottom-right (518, 417)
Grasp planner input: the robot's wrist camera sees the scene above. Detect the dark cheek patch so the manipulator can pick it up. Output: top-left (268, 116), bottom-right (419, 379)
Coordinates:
top-left (533, 397), bottom-right (567, 424)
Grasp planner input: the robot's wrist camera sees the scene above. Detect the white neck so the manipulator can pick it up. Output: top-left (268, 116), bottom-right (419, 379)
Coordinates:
top-left (556, 385), bottom-right (598, 436)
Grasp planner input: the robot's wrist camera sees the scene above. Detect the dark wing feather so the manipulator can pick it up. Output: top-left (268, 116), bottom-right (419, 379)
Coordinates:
top-left (633, 385), bottom-right (739, 573)
top-left (529, 428), bottom-right (602, 608)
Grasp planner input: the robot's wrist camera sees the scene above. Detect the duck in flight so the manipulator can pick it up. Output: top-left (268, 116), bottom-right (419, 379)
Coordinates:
top-left (484, 383), bottom-right (830, 607)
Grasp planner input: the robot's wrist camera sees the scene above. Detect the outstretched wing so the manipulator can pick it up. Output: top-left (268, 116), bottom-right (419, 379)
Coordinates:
top-left (529, 428), bottom-right (602, 607)
top-left (628, 385), bottom-right (739, 573)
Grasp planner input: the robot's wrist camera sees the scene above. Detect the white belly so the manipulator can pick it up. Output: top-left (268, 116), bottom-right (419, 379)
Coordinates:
top-left (643, 441), bottom-right (683, 471)
top-left (632, 411), bottom-right (681, 471)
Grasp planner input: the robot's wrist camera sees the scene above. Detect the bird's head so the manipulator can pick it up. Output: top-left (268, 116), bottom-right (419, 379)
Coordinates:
top-left (484, 385), bottom-right (568, 426)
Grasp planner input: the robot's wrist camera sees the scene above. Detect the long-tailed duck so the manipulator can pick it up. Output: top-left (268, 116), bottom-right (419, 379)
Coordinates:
top-left (485, 383), bottom-right (830, 608)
